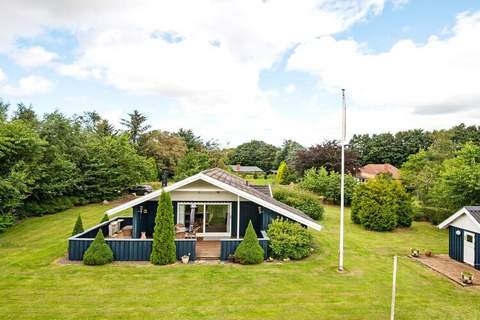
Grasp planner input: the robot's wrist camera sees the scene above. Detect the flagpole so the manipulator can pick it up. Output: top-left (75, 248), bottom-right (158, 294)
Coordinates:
top-left (338, 88), bottom-right (346, 272)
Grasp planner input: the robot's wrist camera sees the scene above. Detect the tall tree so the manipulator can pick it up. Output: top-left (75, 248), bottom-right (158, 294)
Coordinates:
top-left (0, 99), bottom-right (9, 122)
top-left (12, 103), bottom-right (39, 126)
top-left (229, 140), bottom-right (279, 171)
top-left (294, 140), bottom-right (358, 174)
top-left (138, 130), bottom-right (187, 177)
top-left (121, 110), bottom-right (151, 144)
top-left (150, 191), bottom-right (176, 265)
top-left (176, 128), bottom-right (203, 151)
top-left (275, 139), bottom-right (304, 167)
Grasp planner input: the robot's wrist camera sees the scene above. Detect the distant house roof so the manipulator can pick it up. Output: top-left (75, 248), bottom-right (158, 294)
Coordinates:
top-left (229, 165), bottom-right (264, 173)
top-left (106, 168), bottom-right (321, 231)
top-left (357, 164), bottom-right (400, 180)
top-left (438, 206), bottom-right (480, 229)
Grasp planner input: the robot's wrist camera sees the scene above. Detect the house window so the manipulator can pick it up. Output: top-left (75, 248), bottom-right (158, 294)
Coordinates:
top-left (177, 203), bottom-right (231, 235)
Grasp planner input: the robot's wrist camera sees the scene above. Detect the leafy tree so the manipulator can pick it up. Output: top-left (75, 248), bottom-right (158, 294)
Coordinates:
top-left (72, 215), bottom-right (84, 236)
top-left (77, 111), bottom-right (102, 132)
top-left (229, 140), bottom-right (279, 171)
top-left (12, 103), bottom-right (39, 127)
top-left (0, 99), bottom-right (9, 122)
top-left (294, 140), bottom-right (358, 174)
top-left (175, 151), bottom-right (213, 180)
top-left (300, 167), bottom-right (357, 205)
top-left (83, 230), bottom-right (114, 265)
top-left (138, 130), bottom-right (187, 177)
top-left (150, 191), bottom-right (176, 265)
top-left (351, 174), bottom-right (413, 231)
top-left (121, 110), bottom-right (151, 144)
top-left (234, 221), bottom-right (264, 264)
top-left (176, 128), bottom-right (204, 151)
top-left (275, 139), bottom-right (304, 167)
top-left (429, 142), bottom-right (480, 210)
top-left (95, 119), bottom-right (117, 137)
top-left (78, 135), bottom-right (157, 201)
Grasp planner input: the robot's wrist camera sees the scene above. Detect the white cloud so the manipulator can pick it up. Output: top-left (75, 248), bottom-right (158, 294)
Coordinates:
top-left (285, 84), bottom-right (296, 94)
top-left (1, 75), bottom-right (53, 96)
top-left (12, 46), bottom-right (57, 67)
top-left (287, 11), bottom-right (480, 116)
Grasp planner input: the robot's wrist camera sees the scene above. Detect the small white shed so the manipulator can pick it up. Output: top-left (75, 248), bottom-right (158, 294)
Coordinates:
top-left (438, 206), bottom-right (480, 269)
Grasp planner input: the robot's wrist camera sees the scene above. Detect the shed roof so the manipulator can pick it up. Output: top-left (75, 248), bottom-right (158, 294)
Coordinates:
top-left (438, 206), bottom-right (480, 230)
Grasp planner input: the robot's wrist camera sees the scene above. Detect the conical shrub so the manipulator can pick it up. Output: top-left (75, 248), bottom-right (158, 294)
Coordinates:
top-left (83, 230), bottom-right (114, 265)
top-left (234, 221), bottom-right (264, 264)
top-left (100, 214), bottom-right (109, 223)
top-left (150, 191), bottom-right (176, 265)
top-left (72, 215), bottom-right (84, 236)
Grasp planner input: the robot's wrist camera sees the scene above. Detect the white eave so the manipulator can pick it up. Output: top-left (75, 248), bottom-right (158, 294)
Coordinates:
top-left (438, 207), bottom-right (480, 230)
top-left (106, 172), bottom-right (322, 231)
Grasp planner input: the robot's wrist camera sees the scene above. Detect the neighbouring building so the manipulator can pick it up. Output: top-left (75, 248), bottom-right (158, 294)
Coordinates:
top-left (356, 163), bottom-right (400, 181)
top-left (229, 164), bottom-right (264, 175)
top-left (438, 206), bottom-right (480, 270)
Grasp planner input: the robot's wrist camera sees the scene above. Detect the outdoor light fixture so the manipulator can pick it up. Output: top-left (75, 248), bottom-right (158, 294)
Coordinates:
top-left (139, 206), bottom-right (143, 213)
top-left (258, 206), bottom-right (263, 214)
top-left (456, 230), bottom-right (461, 236)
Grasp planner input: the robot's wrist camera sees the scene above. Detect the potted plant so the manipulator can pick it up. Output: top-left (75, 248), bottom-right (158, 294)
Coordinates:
top-left (461, 271), bottom-right (473, 284)
top-left (425, 250), bottom-right (432, 257)
top-left (410, 248), bottom-right (420, 257)
top-left (181, 253), bottom-right (190, 264)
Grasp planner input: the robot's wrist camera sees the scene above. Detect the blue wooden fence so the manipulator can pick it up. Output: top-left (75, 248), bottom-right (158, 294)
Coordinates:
top-left (68, 217), bottom-right (196, 261)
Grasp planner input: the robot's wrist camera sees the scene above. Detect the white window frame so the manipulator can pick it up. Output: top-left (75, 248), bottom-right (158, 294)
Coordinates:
top-left (177, 202), bottom-right (232, 237)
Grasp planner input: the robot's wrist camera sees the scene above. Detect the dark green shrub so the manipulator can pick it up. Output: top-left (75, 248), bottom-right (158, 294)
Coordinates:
top-left (72, 215), bottom-right (84, 236)
top-left (150, 191), bottom-right (176, 265)
top-left (0, 214), bottom-right (15, 233)
top-left (83, 230), bottom-right (114, 265)
top-left (100, 214), bottom-right (109, 223)
top-left (422, 207), bottom-right (451, 225)
top-left (267, 218), bottom-right (314, 260)
top-left (273, 187), bottom-right (324, 220)
top-left (352, 174), bottom-right (413, 231)
top-left (234, 221), bottom-right (264, 264)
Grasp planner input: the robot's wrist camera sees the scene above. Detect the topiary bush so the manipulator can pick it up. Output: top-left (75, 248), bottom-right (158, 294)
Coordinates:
top-left (72, 215), bottom-right (84, 236)
top-left (150, 191), bottom-right (176, 265)
top-left (273, 186), bottom-right (324, 220)
top-left (100, 214), bottom-right (109, 223)
top-left (351, 174), bottom-right (414, 231)
top-left (234, 221), bottom-right (264, 264)
top-left (267, 218), bottom-right (314, 260)
top-left (83, 230), bottom-right (114, 265)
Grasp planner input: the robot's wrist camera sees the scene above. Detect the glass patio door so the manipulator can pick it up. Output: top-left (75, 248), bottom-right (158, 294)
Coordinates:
top-left (205, 204), bottom-right (229, 234)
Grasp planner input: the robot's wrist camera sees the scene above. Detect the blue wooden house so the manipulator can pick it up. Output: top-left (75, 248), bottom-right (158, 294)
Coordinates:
top-left (69, 168), bottom-right (322, 261)
top-left (438, 206), bottom-right (480, 270)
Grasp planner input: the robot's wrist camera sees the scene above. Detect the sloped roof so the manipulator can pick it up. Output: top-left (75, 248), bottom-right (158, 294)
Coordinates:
top-left (105, 168), bottom-right (321, 231)
top-left (228, 165), bottom-right (264, 173)
top-left (465, 206), bottom-right (480, 224)
top-left (438, 206), bottom-right (480, 229)
top-left (250, 185), bottom-right (272, 197)
top-left (202, 168), bottom-right (315, 223)
top-left (357, 164), bottom-right (400, 179)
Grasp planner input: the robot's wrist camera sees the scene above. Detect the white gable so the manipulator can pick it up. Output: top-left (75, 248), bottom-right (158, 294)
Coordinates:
top-left (450, 214), bottom-right (480, 233)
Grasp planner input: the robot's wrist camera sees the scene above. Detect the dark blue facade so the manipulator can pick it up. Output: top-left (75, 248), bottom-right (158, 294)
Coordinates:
top-left (448, 226), bottom-right (480, 270)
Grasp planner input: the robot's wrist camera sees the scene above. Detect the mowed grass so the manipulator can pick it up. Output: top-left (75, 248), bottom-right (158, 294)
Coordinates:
top-left (0, 204), bottom-right (479, 319)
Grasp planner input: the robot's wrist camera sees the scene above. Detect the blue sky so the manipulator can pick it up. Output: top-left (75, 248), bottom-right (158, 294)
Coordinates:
top-left (0, 1), bottom-right (479, 146)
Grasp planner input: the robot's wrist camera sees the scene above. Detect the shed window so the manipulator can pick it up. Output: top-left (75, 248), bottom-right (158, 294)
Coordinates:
top-left (466, 234), bottom-right (473, 243)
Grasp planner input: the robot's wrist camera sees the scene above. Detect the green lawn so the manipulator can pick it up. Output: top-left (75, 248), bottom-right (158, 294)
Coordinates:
top-left (0, 204), bottom-right (479, 319)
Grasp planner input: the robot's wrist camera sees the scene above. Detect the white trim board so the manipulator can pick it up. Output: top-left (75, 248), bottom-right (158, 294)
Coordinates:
top-left (106, 172), bottom-right (322, 231)
top-left (438, 207), bottom-right (480, 230)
